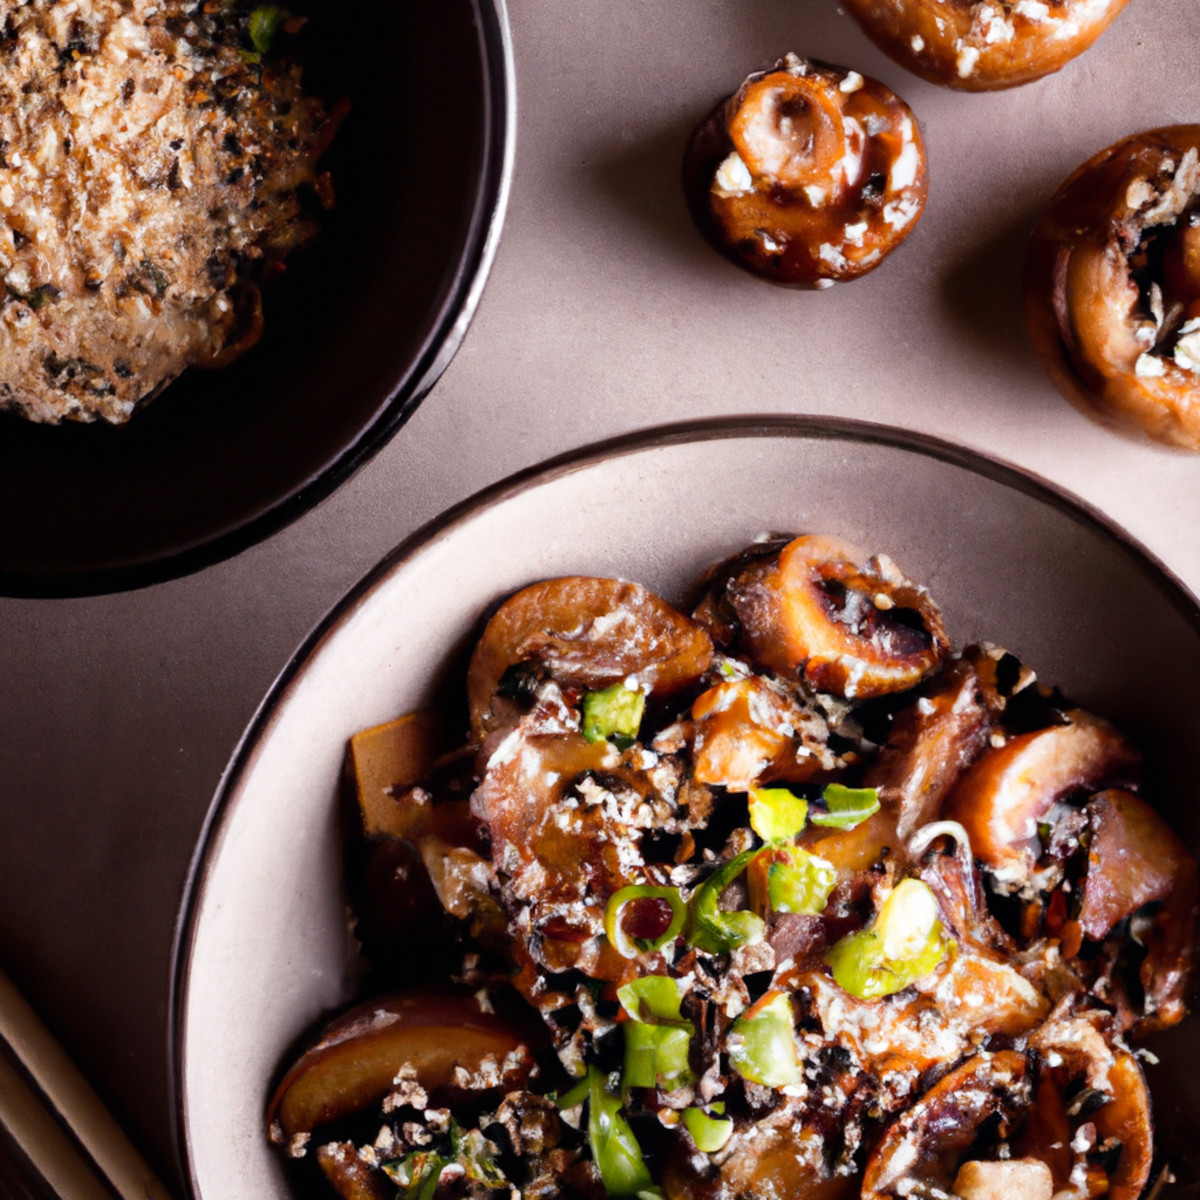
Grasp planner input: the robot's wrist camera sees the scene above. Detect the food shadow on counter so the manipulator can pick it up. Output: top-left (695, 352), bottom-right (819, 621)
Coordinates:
top-left (937, 203), bottom-right (1052, 410)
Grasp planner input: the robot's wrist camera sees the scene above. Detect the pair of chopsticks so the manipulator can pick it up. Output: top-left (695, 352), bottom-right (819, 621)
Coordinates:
top-left (0, 967), bottom-right (174, 1200)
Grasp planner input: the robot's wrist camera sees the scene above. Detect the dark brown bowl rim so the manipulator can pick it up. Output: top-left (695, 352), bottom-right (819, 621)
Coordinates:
top-left (0, 0), bottom-right (515, 600)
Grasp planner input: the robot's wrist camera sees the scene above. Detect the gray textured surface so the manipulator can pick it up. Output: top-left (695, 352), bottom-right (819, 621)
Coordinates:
top-left (0, 0), bottom-right (1198, 1189)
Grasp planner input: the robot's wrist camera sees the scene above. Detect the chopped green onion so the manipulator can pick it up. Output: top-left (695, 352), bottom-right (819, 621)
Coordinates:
top-left (811, 784), bottom-right (880, 830)
top-left (605, 886), bottom-right (687, 958)
top-left (826, 878), bottom-right (949, 1000)
top-left (748, 787), bottom-right (809, 842)
top-left (384, 1151), bottom-right (448, 1200)
top-left (582, 684), bottom-right (646, 750)
top-left (618, 974), bottom-right (687, 1022)
top-left (383, 1122), bottom-right (509, 1194)
top-left (622, 1021), bottom-right (693, 1090)
top-left (760, 845), bottom-right (836, 915)
top-left (682, 1106), bottom-right (734, 1152)
top-left (586, 1067), bottom-right (657, 1196)
top-left (728, 992), bottom-right (803, 1089)
top-left (556, 1073), bottom-right (590, 1110)
top-left (248, 5), bottom-right (286, 54)
top-left (618, 976), bottom-right (694, 1090)
top-left (685, 849), bottom-right (766, 956)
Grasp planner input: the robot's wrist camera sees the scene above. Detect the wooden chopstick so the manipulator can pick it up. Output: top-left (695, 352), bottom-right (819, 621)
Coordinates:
top-left (0, 968), bottom-right (174, 1200)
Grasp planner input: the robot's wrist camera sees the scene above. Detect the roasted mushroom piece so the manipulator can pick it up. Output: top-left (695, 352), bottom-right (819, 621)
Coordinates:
top-left (718, 534), bottom-right (948, 699)
top-left (1078, 788), bottom-right (1198, 1033)
top-left (471, 724), bottom-right (660, 980)
top-left (467, 577), bottom-right (713, 741)
top-left (1023, 1009), bottom-right (1154, 1200)
top-left (861, 1050), bottom-right (1031, 1200)
top-left (266, 987), bottom-right (537, 1145)
top-left (683, 55), bottom-right (927, 286)
top-left (841, 0), bottom-right (1130, 90)
top-left (1026, 126), bottom-right (1200, 449)
top-left (865, 648), bottom-right (1006, 839)
top-left (943, 708), bottom-right (1140, 891)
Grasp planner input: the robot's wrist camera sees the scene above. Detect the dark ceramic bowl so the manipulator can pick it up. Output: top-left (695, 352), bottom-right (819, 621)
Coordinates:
top-left (172, 418), bottom-right (1200, 1199)
top-left (0, 0), bottom-right (513, 597)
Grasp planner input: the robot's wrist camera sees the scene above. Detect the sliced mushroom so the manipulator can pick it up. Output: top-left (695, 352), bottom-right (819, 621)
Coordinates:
top-left (467, 577), bottom-right (713, 740)
top-left (688, 674), bottom-right (827, 790)
top-left (661, 1107), bottom-right (858, 1200)
top-left (1079, 788), bottom-right (1192, 937)
top-left (1025, 1010), bottom-right (1154, 1200)
top-left (726, 535), bottom-right (948, 699)
top-left (689, 536), bottom-right (791, 648)
top-left (800, 956), bottom-right (1043, 1088)
top-left (315, 1142), bottom-right (393, 1200)
top-left (471, 719), bottom-right (678, 978)
top-left (861, 1050), bottom-right (1031, 1200)
top-left (1078, 789), bottom-right (1198, 1032)
top-left (865, 650), bottom-right (1005, 839)
top-left (943, 710), bottom-right (1140, 890)
top-left (266, 987), bottom-right (536, 1140)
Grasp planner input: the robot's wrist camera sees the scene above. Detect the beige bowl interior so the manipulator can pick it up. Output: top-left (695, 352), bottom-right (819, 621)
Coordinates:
top-left (173, 419), bottom-right (1200, 1198)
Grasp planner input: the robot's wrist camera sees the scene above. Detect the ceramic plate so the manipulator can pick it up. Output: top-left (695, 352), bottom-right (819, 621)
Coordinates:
top-left (171, 418), bottom-right (1200, 1198)
top-left (0, 0), bottom-right (513, 597)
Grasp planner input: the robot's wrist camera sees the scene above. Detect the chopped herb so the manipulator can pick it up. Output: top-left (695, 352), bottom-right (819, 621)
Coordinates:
top-left (27, 284), bottom-right (61, 310)
top-left (382, 1121), bottom-right (508, 1195)
top-left (685, 848), bottom-right (766, 955)
top-left (585, 1067), bottom-right (658, 1196)
top-left (728, 992), bottom-right (803, 1088)
top-left (582, 683), bottom-right (645, 749)
top-left (682, 1106), bottom-right (734, 1153)
top-left (618, 975), bottom-right (694, 1090)
top-left (555, 1073), bottom-right (590, 1110)
top-left (605, 885), bottom-right (687, 958)
top-left (811, 783), bottom-right (880, 830)
top-left (826, 878), bottom-right (949, 999)
top-left (248, 5), bottom-right (287, 55)
top-left (755, 844), bottom-right (836, 915)
top-left (748, 786), bottom-right (809, 842)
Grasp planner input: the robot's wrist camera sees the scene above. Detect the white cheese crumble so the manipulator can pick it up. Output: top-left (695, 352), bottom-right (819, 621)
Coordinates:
top-left (1135, 352), bottom-right (1167, 378)
top-left (713, 151), bottom-right (753, 197)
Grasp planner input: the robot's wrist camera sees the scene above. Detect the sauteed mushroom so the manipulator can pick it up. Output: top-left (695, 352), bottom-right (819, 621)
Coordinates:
top-left (1025, 1009), bottom-right (1154, 1199)
top-left (467, 576), bottom-right (712, 740)
top-left (860, 1051), bottom-right (1031, 1200)
top-left (865, 650), bottom-right (1005, 839)
top-left (944, 709), bottom-right (1140, 890)
top-left (1026, 126), bottom-right (1200, 449)
top-left (267, 987), bottom-right (535, 1143)
top-left (683, 56), bottom-right (927, 286)
top-left (841, 0), bottom-right (1130, 90)
top-left (1079, 789), bottom-right (1198, 1032)
top-left (723, 535), bottom-right (948, 698)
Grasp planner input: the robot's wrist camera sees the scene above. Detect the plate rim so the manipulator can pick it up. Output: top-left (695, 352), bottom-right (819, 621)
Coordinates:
top-left (166, 411), bottom-right (1200, 1196)
top-left (0, 0), bottom-right (517, 600)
